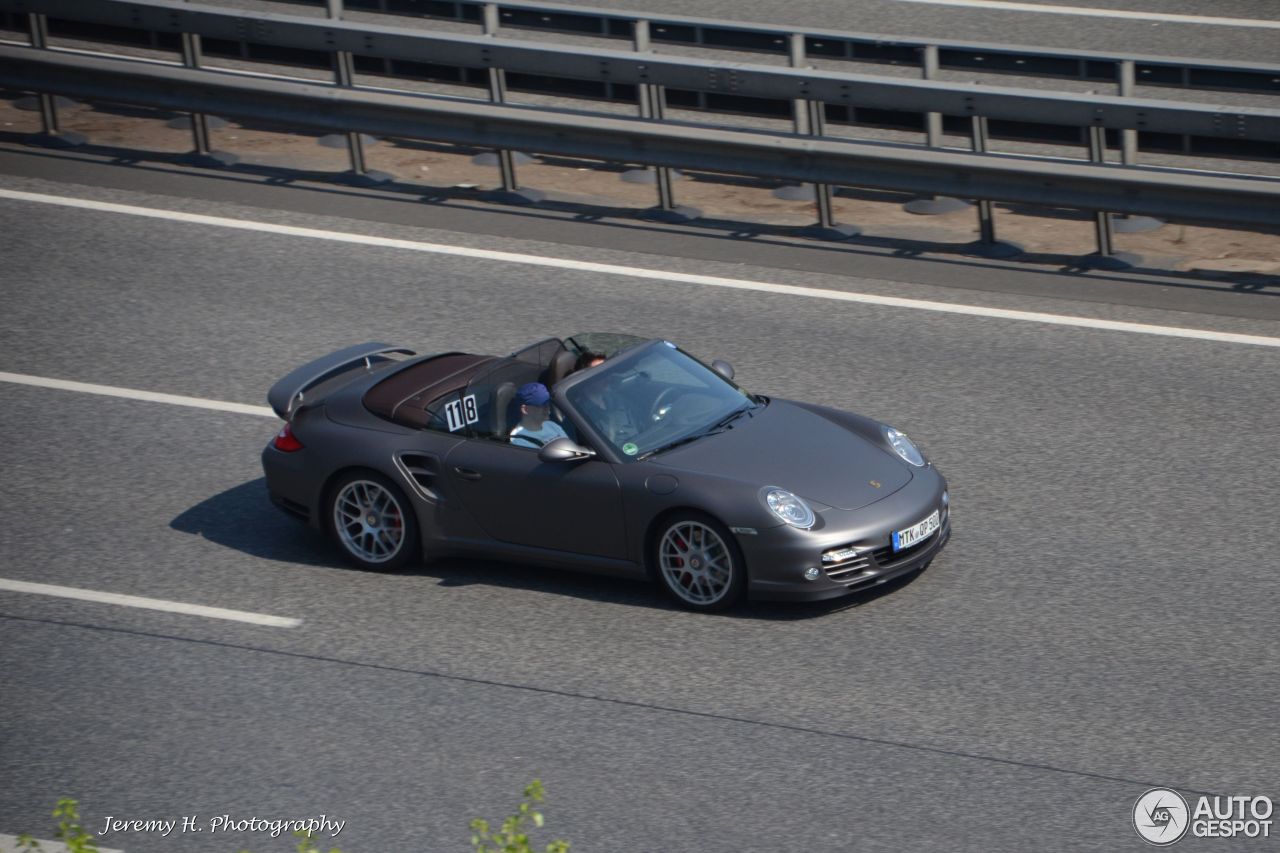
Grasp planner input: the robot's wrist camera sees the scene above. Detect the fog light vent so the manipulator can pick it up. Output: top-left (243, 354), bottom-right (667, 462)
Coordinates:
top-left (820, 544), bottom-right (873, 583)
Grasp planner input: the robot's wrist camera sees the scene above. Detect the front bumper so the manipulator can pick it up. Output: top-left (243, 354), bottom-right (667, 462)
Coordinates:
top-left (741, 467), bottom-right (950, 602)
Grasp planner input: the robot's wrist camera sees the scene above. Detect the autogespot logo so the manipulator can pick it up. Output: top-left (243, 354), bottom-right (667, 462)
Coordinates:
top-left (1134, 789), bottom-right (1190, 845)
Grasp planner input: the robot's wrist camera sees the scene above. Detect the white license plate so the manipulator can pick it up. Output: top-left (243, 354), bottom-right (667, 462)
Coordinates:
top-left (893, 509), bottom-right (940, 552)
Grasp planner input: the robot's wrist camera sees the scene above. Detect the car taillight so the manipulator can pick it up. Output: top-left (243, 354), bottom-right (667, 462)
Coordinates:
top-left (273, 423), bottom-right (304, 452)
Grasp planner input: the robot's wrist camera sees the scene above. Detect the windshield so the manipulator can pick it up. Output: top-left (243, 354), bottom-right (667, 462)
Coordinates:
top-left (565, 342), bottom-right (755, 460)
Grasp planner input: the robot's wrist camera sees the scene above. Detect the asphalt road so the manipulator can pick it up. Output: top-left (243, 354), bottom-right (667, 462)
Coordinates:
top-left (1, 145), bottom-right (1279, 853)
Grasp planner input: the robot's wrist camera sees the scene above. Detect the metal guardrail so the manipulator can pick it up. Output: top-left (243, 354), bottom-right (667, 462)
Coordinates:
top-left (3, 45), bottom-right (1278, 229)
top-left (1, 0), bottom-right (1278, 265)
top-left (5, 0), bottom-right (1278, 144)
top-left (224, 0), bottom-right (1280, 96)
top-left (6, 0), bottom-right (1279, 162)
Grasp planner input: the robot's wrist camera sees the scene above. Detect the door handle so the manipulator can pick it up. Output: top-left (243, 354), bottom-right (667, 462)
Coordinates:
top-left (453, 467), bottom-right (482, 481)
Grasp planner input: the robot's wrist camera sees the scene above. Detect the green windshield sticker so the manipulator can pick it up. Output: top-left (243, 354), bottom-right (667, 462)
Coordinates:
top-left (622, 442), bottom-right (639, 456)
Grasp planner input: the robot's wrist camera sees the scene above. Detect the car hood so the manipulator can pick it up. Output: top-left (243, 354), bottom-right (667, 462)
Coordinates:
top-left (650, 400), bottom-right (913, 510)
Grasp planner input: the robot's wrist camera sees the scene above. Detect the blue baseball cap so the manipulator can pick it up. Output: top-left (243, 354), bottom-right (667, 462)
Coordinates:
top-left (517, 382), bottom-right (551, 406)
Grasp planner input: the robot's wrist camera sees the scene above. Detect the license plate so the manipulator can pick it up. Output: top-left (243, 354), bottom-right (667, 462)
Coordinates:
top-left (893, 509), bottom-right (940, 552)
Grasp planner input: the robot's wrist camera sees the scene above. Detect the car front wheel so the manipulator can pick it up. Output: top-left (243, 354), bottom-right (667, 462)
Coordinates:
top-left (326, 470), bottom-right (418, 571)
top-left (653, 513), bottom-right (746, 612)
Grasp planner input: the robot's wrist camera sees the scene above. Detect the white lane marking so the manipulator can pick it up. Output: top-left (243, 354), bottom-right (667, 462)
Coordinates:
top-left (0, 371), bottom-right (276, 417)
top-left (878, 0), bottom-right (1280, 29)
top-left (3, 188), bottom-right (1280, 349)
top-left (0, 578), bottom-right (302, 627)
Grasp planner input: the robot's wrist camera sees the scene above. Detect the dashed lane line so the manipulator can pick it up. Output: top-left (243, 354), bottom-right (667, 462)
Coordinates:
top-left (0, 371), bottom-right (276, 417)
top-left (0, 578), bottom-right (302, 627)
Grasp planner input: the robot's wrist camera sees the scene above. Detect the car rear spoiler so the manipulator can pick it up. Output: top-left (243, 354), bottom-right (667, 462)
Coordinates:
top-left (268, 342), bottom-right (416, 420)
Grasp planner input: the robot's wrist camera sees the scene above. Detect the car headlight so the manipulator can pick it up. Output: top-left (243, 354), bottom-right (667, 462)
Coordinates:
top-left (883, 426), bottom-right (925, 467)
top-left (763, 487), bottom-right (815, 529)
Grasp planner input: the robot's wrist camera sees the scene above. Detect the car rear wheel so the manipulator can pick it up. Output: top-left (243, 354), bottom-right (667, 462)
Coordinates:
top-left (653, 513), bottom-right (746, 612)
top-left (327, 470), bottom-right (418, 571)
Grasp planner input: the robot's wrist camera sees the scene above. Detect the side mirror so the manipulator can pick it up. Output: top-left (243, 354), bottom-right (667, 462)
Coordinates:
top-left (538, 437), bottom-right (597, 463)
top-left (711, 359), bottom-right (735, 381)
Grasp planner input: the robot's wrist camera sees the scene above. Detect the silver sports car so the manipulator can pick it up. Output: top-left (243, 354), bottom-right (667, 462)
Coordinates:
top-left (262, 333), bottom-right (950, 611)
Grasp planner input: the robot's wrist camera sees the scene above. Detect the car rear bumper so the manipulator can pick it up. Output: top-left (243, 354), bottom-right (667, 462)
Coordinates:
top-left (262, 442), bottom-right (322, 527)
top-left (740, 466), bottom-right (950, 602)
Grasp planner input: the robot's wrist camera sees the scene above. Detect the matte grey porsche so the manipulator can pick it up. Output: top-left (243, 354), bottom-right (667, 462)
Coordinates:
top-left (261, 334), bottom-right (950, 611)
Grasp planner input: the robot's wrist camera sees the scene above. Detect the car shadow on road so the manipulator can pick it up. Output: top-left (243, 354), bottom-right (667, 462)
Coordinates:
top-left (402, 557), bottom-right (929, 620)
top-left (169, 477), bottom-right (341, 569)
top-left (172, 479), bottom-right (928, 619)
top-left (411, 557), bottom-right (929, 620)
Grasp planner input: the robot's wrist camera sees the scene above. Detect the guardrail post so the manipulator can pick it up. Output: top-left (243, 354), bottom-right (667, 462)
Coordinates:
top-left (1119, 61), bottom-right (1138, 167)
top-left (772, 34), bottom-right (815, 204)
top-left (630, 19), bottom-right (699, 222)
top-left (322, 0), bottom-right (390, 184)
top-left (1113, 59), bottom-right (1163, 233)
top-left (1078, 125), bottom-right (1141, 269)
top-left (474, 3), bottom-right (543, 203)
top-left (789, 34), bottom-right (810, 137)
top-left (485, 2), bottom-right (514, 190)
top-left (19, 13), bottom-right (85, 147)
top-left (182, 35), bottom-right (211, 156)
top-left (799, 96), bottom-right (859, 239)
top-left (965, 116), bottom-right (1021, 258)
top-left (165, 1), bottom-right (237, 165)
top-left (783, 34), bottom-right (858, 240)
top-left (904, 44), bottom-right (969, 215)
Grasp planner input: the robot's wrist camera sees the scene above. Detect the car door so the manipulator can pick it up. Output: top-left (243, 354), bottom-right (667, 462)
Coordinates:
top-left (443, 437), bottom-right (627, 559)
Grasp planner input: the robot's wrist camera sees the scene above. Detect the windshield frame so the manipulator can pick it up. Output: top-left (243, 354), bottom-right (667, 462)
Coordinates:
top-left (555, 339), bottom-right (757, 464)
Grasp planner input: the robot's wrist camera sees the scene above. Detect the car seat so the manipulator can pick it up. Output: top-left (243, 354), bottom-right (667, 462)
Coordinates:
top-left (543, 349), bottom-right (576, 387)
top-left (490, 381), bottom-right (516, 438)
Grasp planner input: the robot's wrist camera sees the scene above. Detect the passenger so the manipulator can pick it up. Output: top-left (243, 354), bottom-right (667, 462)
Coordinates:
top-left (575, 350), bottom-right (606, 371)
top-left (509, 382), bottom-right (568, 449)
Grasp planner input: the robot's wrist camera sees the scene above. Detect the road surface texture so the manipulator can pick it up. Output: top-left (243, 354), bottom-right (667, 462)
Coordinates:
top-left (1, 2), bottom-right (1278, 850)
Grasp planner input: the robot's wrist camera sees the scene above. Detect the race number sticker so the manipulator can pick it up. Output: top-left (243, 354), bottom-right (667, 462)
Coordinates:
top-left (444, 394), bottom-right (480, 432)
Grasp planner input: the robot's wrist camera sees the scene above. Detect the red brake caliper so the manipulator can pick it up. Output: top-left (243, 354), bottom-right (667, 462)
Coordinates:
top-left (671, 533), bottom-right (693, 587)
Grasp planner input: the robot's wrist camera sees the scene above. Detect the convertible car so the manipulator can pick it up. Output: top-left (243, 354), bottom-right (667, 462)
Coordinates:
top-left (262, 333), bottom-right (950, 611)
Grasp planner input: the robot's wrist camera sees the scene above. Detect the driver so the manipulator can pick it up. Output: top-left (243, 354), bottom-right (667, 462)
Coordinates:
top-left (509, 382), bottom-right (568, 449)
top-left (574, 372), bottom-right (640, 446)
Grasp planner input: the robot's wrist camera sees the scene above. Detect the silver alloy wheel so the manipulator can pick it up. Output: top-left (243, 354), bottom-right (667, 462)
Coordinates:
top-left (658, 520), bottom-right (734, 606)
top-left (332, 479), bottom-right (406, 564)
